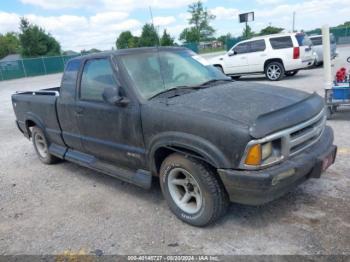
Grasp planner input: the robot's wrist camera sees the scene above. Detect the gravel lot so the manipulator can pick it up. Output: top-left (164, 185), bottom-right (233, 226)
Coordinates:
top-left (0, 46), bottom-right (349, 256)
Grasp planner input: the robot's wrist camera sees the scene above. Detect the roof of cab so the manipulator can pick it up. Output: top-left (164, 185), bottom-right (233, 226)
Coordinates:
top-left (246, 32), bottom-right (298, 41)
top-left (69, 46), bottom-right (188, 61)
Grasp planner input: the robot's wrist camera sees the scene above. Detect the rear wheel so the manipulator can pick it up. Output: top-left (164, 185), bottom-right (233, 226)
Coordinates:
top-left (265, 62), bottom-right (285, 81)
top-left (160, 153), bottom-right (229, 227)
top-left (285, 70), bottom-right (299, 76)
top-left (32, 127), bottom-right (59, 164)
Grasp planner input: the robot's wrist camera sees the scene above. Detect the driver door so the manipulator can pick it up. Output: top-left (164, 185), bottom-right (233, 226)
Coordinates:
top-left (75, 57), bottom-right (145, 170)
top-left (223, 42), bottom-right (250, 74)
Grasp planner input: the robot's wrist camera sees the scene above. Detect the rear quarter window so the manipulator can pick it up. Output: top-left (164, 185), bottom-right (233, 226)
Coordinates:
top-left (295, 34), bottom-right (312, 46)
top-left (269, 36), bottom-right (293, 49)
top-left (61, 59), bottom-right (81, 99)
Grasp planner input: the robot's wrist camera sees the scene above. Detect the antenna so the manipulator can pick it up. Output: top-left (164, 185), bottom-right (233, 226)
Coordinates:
top-left (149, 6), bottom-right (160, 46)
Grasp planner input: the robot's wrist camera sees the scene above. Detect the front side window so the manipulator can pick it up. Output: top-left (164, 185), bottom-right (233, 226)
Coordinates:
top-left (249, 40), bottom-right (266, 52)
top-left (80, 58), bottom-right (117, 102)
top-left (119, 50), bottom-right (227, 99)
top-left (269, 36), bottom-right (293, 49)
top-left (233, 42), bottom-right (250, 54)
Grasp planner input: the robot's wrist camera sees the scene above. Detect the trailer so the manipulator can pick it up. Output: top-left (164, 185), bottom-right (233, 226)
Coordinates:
top-left (325, 83), bottom-right (350, 119)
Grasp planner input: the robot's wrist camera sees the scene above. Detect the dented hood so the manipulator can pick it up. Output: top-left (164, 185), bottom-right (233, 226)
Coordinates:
top-left (166, 82), bottom-right (324, 138)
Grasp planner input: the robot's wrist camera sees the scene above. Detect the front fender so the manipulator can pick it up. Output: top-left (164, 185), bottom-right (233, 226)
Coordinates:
top-left (148, 131), bottom-right (231, 172)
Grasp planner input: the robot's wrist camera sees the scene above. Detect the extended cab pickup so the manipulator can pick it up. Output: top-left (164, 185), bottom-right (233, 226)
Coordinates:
top-left (12, 47), bottom-right (337, 226)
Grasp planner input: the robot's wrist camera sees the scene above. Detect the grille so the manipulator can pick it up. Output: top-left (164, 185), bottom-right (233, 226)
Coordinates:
top-left (288, 113), bottom-right (326, 156)
top-left (240, 109), bottom-right (326, 170)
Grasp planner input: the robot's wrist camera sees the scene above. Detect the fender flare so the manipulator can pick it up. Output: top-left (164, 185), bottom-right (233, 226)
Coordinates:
top-left (148, 132), bottom-right (231, 173)
top-left (24, 112), bottom-right (46, 137)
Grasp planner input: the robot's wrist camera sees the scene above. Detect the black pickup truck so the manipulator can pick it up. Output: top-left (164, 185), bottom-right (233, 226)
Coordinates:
top-left (12, 47), bottom-right (337, 226)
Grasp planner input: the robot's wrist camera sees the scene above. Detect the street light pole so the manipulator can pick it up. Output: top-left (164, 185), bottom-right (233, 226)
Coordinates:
top-left (292, 11), bottom-right (296, 32)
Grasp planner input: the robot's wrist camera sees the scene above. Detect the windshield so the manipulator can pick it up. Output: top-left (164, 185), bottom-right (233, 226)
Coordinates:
top-left (119, 50), bottom-right (228, 99)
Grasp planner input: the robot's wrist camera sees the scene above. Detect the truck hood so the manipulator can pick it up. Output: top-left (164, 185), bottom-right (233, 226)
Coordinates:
top-left (163, 82), bottom-right (324, 138)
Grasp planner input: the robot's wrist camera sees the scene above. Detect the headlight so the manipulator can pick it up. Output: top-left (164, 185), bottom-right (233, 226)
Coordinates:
top-left (244, 141), bottom-right (280, 167)
top-left (262, 142), bottom-right (272, 160)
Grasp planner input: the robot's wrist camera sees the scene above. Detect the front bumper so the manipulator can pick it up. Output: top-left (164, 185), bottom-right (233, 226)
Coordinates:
top-left (218, 126), bottom-right (336, 205)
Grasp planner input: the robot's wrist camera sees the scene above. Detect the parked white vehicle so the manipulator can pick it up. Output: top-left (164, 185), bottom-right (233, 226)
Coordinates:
top-left (309, 34), bottom-right (337, 66)
top-left (210, 33), bottom-right (314, 81)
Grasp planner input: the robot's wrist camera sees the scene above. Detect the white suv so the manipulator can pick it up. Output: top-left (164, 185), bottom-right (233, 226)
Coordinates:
top-left (210, 33), bottom-right (314, 81)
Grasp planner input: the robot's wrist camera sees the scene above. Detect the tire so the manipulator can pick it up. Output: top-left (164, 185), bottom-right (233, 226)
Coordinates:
top-left (32, 127), bottom-right (59, 164)
top-left (326, 107), bottom-right (333, 120)
top-left (159, 153), bottom-right (229, 227)
top-left (285, 70), bottom-right (299, 77)
top-left (265, 61), bottom-right (285, 81)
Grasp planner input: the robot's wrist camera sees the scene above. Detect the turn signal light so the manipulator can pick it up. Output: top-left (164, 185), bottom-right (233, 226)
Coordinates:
top-left (245, 144), bottom-right (262, 166)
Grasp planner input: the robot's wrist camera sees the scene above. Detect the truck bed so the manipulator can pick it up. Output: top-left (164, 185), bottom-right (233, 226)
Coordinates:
top-left (12, 87), bottom-right (64, 146)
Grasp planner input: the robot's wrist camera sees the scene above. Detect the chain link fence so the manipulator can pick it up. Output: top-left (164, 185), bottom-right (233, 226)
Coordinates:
top-left (0, 55), bottom-right (79, 81)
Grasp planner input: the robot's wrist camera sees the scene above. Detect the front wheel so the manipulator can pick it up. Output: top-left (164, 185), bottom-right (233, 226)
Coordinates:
top-left (285, 70), bottom-right (299, 76)
top-left (265, 62), bottom-right (285, 81)
top-left (160, 153), bottom-right (229, 227)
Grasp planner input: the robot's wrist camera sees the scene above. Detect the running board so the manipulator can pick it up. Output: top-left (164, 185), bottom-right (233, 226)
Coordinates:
top-left (53, 147), bottom-right (152, 189)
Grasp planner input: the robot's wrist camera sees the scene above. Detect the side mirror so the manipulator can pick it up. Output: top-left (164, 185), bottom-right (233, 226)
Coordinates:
top-left (228, 50), bottom-right (236, 56)
top-left (102, 87), bottom-right (130, 106)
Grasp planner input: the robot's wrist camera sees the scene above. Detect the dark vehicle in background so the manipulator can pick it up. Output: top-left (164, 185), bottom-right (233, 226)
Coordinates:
top-left (309, 34), bottom-right (337, 65)
top-left (12, 47), bottom-right (337, 226)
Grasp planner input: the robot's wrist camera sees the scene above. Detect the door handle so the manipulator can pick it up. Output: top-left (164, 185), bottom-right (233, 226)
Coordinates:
top-left (241, 57), bottom-right (246, 59)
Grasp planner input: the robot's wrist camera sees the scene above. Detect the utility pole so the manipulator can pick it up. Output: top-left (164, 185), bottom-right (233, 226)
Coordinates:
top-left (292, 11), bottom-right (296, 32)
top-left (149, 6), bottom-right (160, 46)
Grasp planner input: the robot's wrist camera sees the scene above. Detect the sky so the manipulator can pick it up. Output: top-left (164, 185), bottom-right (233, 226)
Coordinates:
top-left (0, 0), bottom-right (349, 51)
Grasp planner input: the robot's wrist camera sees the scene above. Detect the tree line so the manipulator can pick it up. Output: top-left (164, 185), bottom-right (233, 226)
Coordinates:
top-left (116, 1), bottom-right (285, 49)
top-left (1, 0), bottom-right (349, 59)
top-left (0, 18), bottom-right (61, 59)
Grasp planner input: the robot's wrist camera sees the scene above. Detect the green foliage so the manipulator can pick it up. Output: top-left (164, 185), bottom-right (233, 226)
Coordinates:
top-left (160, 30), bottom-right (174, 46)
top-left (81, 48), bottom-right (101, 55)
top-left (179, 27), bottom-right (200, 43)
top-left (116, 26), bottom-right (172, 49)
top-left (116, 31), bottom-right (134, 49)
top-left (242, 25), bottom-right (255, 39)
top-left (217, 33), bottom-right (232, 46)
top-left (138, 23), bottom-right (159, 47)
top-left (259, 26), bottom-right (284, 36)
top-left (19, 17), bottom-right (61, 57)
top-left (128, 36), bottom-right (139, 48)
top-left (334, 21), bottom-right (350, 28)
top-left (0, 32), bottom-right (20, 59)
top-left (180, 1), bottom-right (215, 43)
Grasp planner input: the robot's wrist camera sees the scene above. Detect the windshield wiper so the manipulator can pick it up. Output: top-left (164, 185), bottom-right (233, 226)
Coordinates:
top-left (149, 79), bottom-right (233, 100)
top-left (149, 86), bottom-right (200, 100)
top-left (196, 78), bottom-right (233, 87)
